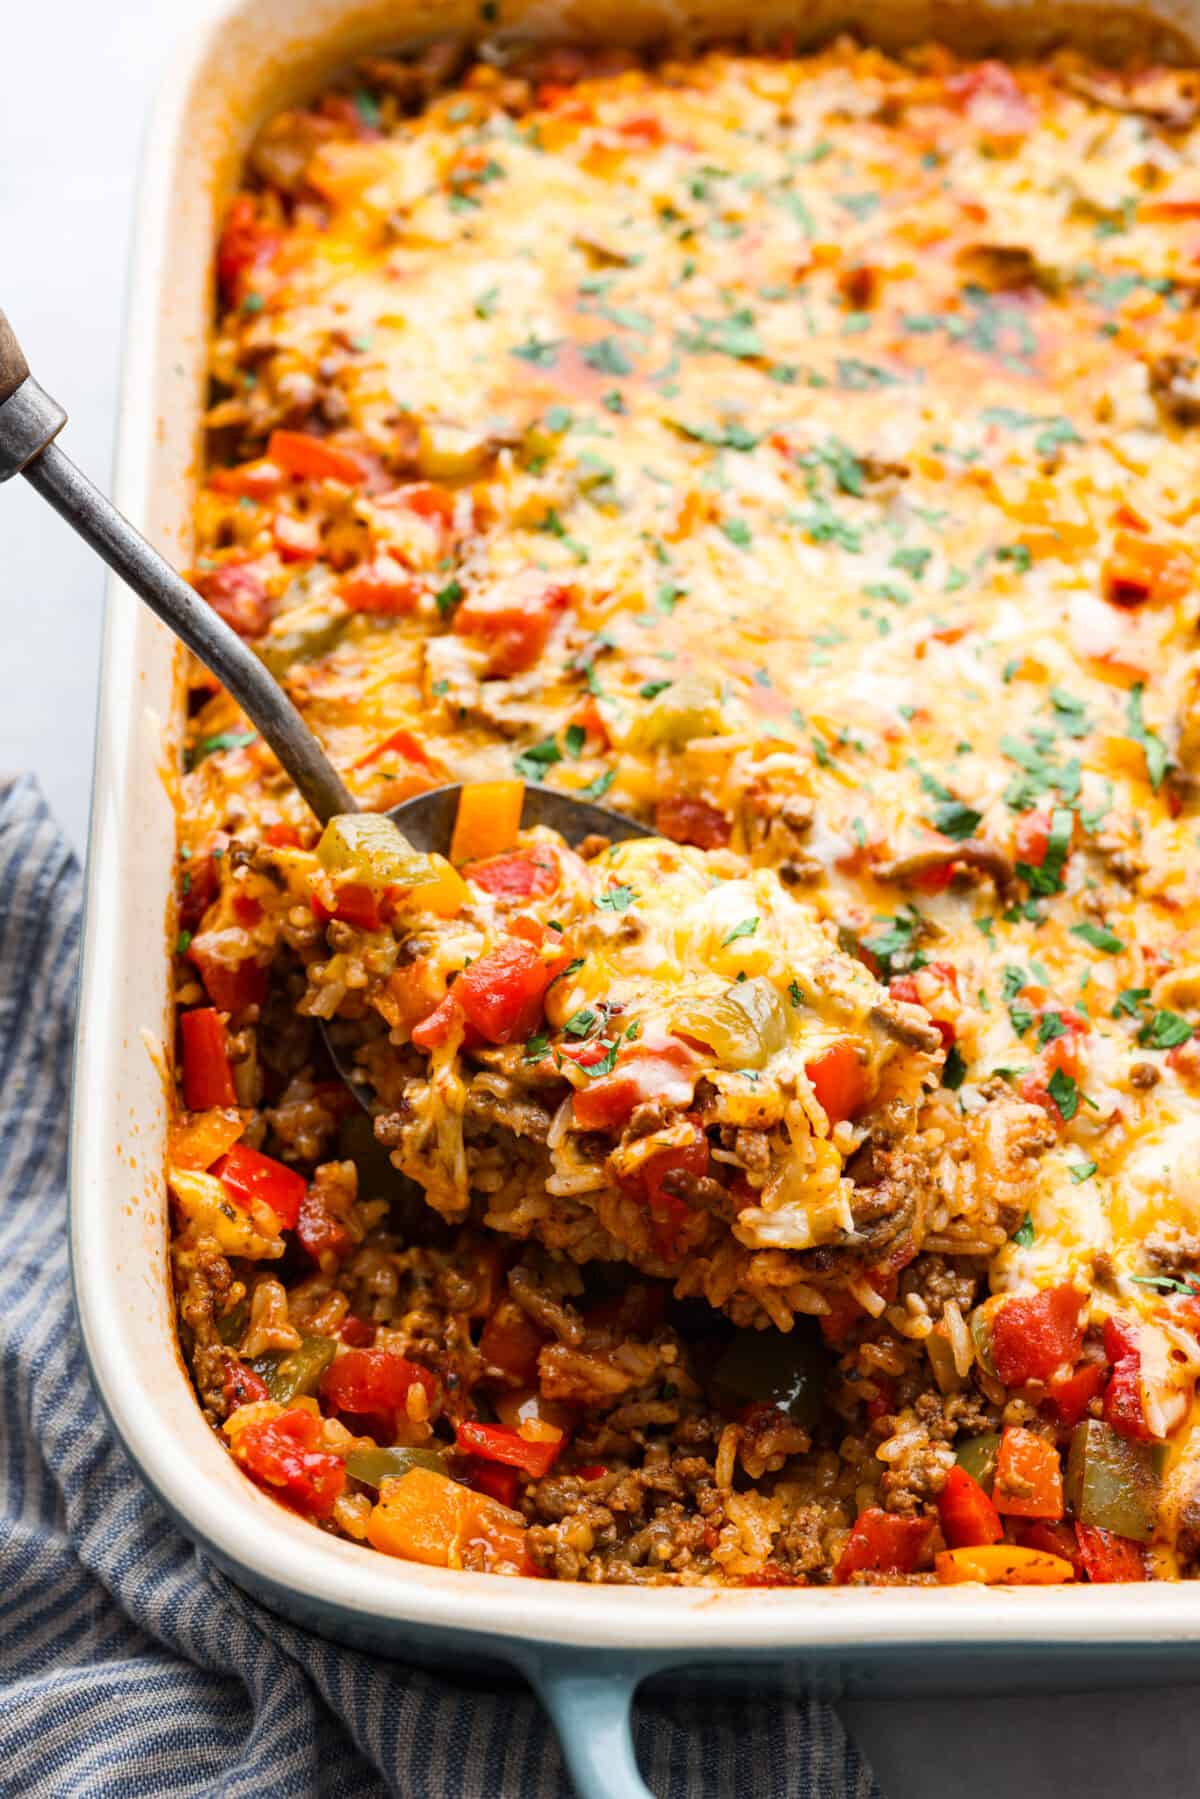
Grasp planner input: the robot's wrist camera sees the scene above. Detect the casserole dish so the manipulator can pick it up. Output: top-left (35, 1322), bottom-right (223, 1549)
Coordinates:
top-left (69, 0), bottom-right (1200, 1791)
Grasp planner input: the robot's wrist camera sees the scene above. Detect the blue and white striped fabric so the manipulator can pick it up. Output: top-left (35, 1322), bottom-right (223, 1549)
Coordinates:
top-left (0, 772), bottom-right (881, 1798)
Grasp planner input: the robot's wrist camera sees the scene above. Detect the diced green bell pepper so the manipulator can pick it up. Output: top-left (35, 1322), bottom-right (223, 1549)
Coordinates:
top-left (345, 1445), bottom-right (450, 1488)
top-left (255, 609), bottom-right (349, 678)
top-left (629, 672), bottom-right (724, 749)
top-left (317, 814), bottom-right (434, 890)
top-left (216, 1296), bottom-right (249, 1346)
top-left (1065, 1418), bottom-right (1159, 1543)
top-left (714, 1324), bottom-right (829, 1431)
top-left (260, 1334), bottom-right (338, 1405)
top-left (955, 1430), bottom-right (1002, 1494)
top-left (675, 976), bottom-right (788, 1070)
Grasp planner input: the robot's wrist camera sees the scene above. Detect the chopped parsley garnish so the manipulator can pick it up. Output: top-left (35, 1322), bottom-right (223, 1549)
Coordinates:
top-left (1126, 683), bottom-right (1169, 790)
top-left (434, 579), bottom-right (463, 615)
top-left (1113, 987), bottom-right (1151, 1019)
top-left (1047, 1067), bottom-right (1079, 1121)
top-left (639, 679), bottom-right (673, 699)
top-left (720, 518), bottom-right (752, 550)
top-left (511, 336), bottom-right (560, 367)
top-left (722, 917), bottom-right (759, 946)
top-left (930, 799), bottom-right (982, 842)
top-left (943, 1045), bottom-right (968, 1090)
top-left (788, 979), bottom-right (802, 1007)
top-left (513, 737), bottom-right (562, 779)
top-left (564, 1007), bottom-right (598, 1037)
top-left (1069, 920), bottom-right (1124, 954)
top-left (890, 547), bottom-right (931, 581)
top-left (861, 906), bottom-right (926, 979)
top-left (523, 1032), bottom-right (550, 1062)
top-left (667, 418), bottom-right (760, 451)
top-left (1138, 1009), bottom-right (1193, 1050)
top-left (580, 1040), bottom-right (620, 1078)
top-left (1013, 1212), bottom-right (1035, 1247)
top-left (1070, 1160), bottom-right (1097, 1183)
top-left (582, 336), bottom-right (635, 376)
top-left (595, 884), bottom-right (637, 913)
top-left (580, 769), bottom-right (616, 801)
top-left (1017, 806), bottom-right (1073, 896)
top-left (193, 730), bottom-right (255, 763)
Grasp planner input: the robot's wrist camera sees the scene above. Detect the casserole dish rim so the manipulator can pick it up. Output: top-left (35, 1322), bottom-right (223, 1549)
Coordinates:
top-left (68, 0), bottom-right (1200, 1685)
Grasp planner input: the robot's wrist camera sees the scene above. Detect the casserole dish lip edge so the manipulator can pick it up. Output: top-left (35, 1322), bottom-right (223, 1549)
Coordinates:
top-left (67, 0), bottom-right (1200, 1704)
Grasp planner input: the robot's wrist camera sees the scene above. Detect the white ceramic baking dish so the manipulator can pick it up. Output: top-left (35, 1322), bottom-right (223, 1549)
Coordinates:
top-left (69, 0), bottom-right (1200, 1791)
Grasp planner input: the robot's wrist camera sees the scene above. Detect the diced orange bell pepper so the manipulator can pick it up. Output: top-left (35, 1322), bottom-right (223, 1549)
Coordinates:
top-left (1102, 531), bottom-right (1192, 608)
top-left (366, 1467), bottom-right (532, 1573)
top-left (449, 781), bottom-right (526, 865)
top-left (993, 1426), bottom-right (1065, 1519)
top-left (407, 856), bottom-right (469, 918)
top-left (935, 1545), bottom-right (1075, 1585)
top-left (168, 1107), bottom-right (245, 1172)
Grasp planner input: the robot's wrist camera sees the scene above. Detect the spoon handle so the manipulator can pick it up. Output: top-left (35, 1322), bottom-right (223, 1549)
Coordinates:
top-left (0, 307), bottom-right (354, 825)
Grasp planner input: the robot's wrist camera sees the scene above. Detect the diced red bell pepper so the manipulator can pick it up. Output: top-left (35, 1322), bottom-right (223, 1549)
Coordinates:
top-left (570, 1039), bottom-right (698, 1132)
top-left (194, 559), bottom-right (272, 637)
top-left (214, 1143), bottom-right (307, 1231)
top-left (187, 941), bottom-right (268, 1014)
top-left (1101, 1317), bottom-right (1152, 1441)
top-left (311, 882), bottom-right (382, 930)
top-left (805, 1043), bottom-right (870, 1125)
top-left (990, 1285), bottom-right (1085, 1387)
top-left (410, 993), bottom-right (464, 1049)
top-left (937, 1464), bottom-right (1003, 1548)
top-left (993, 1426), bottom-right (1064, 1519)
top-left (320, 1348), bottom-right (438, 1420)
top-left (834, 1508), bottom-right (936, 1583)
top-left (235, 1406), bottom-right (345, 1518)
top-left (339, 558), bottom-right (422, 614)
top-left (654, 794), bottom-right (732, 850)
top-left (460, 1456), bottom-right (521, 1509)
top-left (263, 822), bottom-right (303, 848)
top-left (295, 1187), bottom-right (352, 1264)
top-left (216, 194), bottom-right (280, 307)
top-left (455, 1420), bottom-right (563, 1478)
top-left (339, 1314), bottom-right (376, 1347)
top-left (379, 482), bottom-right (456, 529)
top-left (1074, 1522), bottom-right (1146, 1583)
top-left (222, 1355), bottom-right (270, 1413)
top-left (267, 429), bottom-right (366, 487)
top-left (352, 728), bottom-right (437, 773)
top-left (1043, 1358), bottom-right (1108, 1428)
top-left (479, 1305), bottom-right (546, 1384)
top-left (209, 457), bottom-right (288, 502)
top-left (1017, 1519), bottom-right (1083, 1569)
top-left (273, 512), bottom-right (321, 562)
top-left (179, 1007), bottom-right (237, 1110)
top-left (633, 1118), bottom-right (709, 1256)
top-left (453, 572), bottom-right (571, 676)
top-left (467, 850), bottom-right (561, 900)
top-left (455, 941), bottom-right (559, 1045)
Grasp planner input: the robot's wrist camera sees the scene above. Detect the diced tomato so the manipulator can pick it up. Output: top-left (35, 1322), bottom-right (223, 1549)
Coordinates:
top-left (479, 1305), bottom-right (546, 1384)
top-left (272, 512), bottom-right (321, 562)
top-left (234, 1406), bottom-right (345, 1518)
top-left (194, 559), bottom-right (272, 637)
top-left (1101, 1317), bottom-right (1152, 1441)
top-left (834, 1508), bottom-right (936, 1582)
top-left (570, 1039), bottom-right (697, 1132)
top-left (311, 882), bottom-right (382, 930)
top-left (222, 1356), bottom-right (270, 1413)
top-left (1075, 1522), bottom-right (1146, 1583)
top-left (231, 894), bottom-right (263, 928)
top-left (295, 1187), bottom-right (352, 1264)
top-left (339, 1315), bottom-right (376, 1348)
top-left (186, 942), bottom-right (268, 1014)
top-left (214, 1143), bottom-right (307, 1231)
top-left (410, 993), bottom-right (462, 1049)
top-left (179, 1007), bottom-right (237, 1111)
top-left (455, 1420), bottom-right (563, 1478)
top-left (455, 941), bottom-right (559, 1045)
top-left (993, 1426), bottom-right (1064, 1519)
top-left (453, 571), bottom-right (572, 676)
top-left (805, 1043), bottom-right (870, 1125)
top-left (267, 429), bottom-right (366, 487)
top-left (654, 794), bottom-right (732, 850)
top-left (630, 1117), bottom-right (709, 1256)
top-left (467, 849), bottom-right (561, 900)
top-left (1102, 531), bottom-right (1192, 608)
top-left (937, 1464), bottom-right (1003, 1548)
top-left (460, 1456), bottom-right (521, 1509)
top-left (216, 194), bottom-right (280, 307)
top-left (339, 557), bottom-right (422, 614)
top-left (990, 1285), bottom-right (1086, 1387)
top-left (1043, 1358), bottom-right (1108, 1428)
top-left (320, 1348), bottom-right (438, 1421)
top-left (210, 457), bottom-right (287, 502)
top-left (263, 822), bottom-right (303, 848)
top-left (1014, 809), bottom-right (1052, 867)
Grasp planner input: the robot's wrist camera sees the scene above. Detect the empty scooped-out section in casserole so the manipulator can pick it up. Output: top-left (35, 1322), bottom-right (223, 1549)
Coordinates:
top-left (172, 34), bottom-right (1200, 1585)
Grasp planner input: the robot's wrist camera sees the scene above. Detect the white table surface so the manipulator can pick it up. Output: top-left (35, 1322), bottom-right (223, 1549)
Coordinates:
top-left (4, 5), bottom-right (1200, 1794)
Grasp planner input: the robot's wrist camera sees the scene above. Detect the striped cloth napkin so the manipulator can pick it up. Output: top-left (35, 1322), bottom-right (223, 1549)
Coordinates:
top-left (0, 774), bottom-right (879, 1798)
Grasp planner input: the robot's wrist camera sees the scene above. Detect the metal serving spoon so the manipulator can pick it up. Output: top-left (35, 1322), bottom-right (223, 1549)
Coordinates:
top-left (0, 306), bottom-right (649, 1101)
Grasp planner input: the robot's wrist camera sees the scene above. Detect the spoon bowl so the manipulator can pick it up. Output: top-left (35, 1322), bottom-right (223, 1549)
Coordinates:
top-left (322, 781), bottom-right (652, 1109)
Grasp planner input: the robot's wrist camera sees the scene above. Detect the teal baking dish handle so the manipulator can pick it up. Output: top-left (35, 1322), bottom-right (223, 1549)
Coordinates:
top-left (525, 1649), bottom-right (667, 1798)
